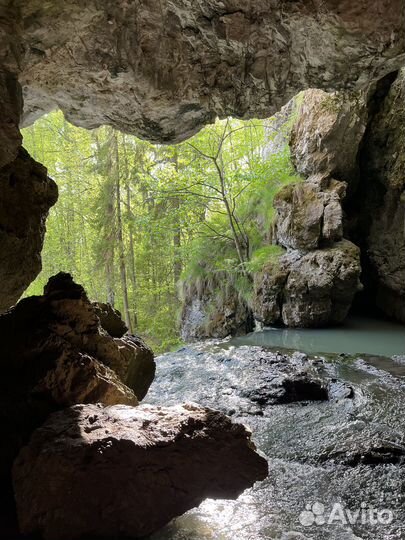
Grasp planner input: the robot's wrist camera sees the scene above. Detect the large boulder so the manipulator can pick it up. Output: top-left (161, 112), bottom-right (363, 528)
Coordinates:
top-left (253, 240), bottom-right (361, 327)
top-left (0, 273), bottom-right (154, 480)
top-left (13, 402), bottom-right (268, 540)
top-left (281, 240), bottom-right (362, 327)
top-left (92, 302), bottom-right (156, 400)
top-left (252, 258), bottom-right (289, 326)
top-left (274, 175), bottom-right (346, 250)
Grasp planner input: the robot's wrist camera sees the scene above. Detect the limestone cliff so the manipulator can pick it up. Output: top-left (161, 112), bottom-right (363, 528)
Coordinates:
top-left (180, 275), bottom-right (253, 341)
top-left (13, 0), bottom-right (405, 142)
top-left (255, 70), bottom-right (405, 329)
top-left (252, 89), bottom-right (367, 327)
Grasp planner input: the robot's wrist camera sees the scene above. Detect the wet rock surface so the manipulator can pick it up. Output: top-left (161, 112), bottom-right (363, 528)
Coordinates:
top-left (144, 343), bottom-right (405, 540)
top-left (147, 346), bottom-right (359, 418)
top-left (13, 402), bottom-right (268, 540)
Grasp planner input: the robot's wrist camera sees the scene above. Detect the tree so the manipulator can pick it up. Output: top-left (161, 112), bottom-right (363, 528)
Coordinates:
top-left (22, 108), bottom-right (302, 352)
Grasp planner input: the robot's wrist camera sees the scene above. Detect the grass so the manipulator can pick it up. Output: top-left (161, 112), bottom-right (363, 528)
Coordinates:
top-left (245, 245), bottom-right (286, 273)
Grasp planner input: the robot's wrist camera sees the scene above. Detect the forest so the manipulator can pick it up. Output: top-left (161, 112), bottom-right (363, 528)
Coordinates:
top-left (22, 101), bottom-right (302, 352)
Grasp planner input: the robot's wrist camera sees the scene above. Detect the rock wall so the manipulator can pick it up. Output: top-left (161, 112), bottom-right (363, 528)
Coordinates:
top-left (255, 70), bottom-right (405, 328)
top-left (253, 90), bottom-right (366, 327)
top-left (353, 70), bottom-right (405, 322)
top-left (0, 71), bottom-right (57, 312)
top-left (181, 277), bottom-right (253, 341)
top-left (253, 240), bottom-right (361, 327)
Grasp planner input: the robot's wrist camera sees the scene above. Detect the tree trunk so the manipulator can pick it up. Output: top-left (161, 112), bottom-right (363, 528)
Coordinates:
top-left (112, 131), bottom-right (133, 332)
top-left (214, 158), bottom-right (247, 271)
top-left (122, 135), bottom-right (138, 328)
top-left (126, 182), bottom-right (138, 327)
top-left (93, 131), bottom-right (116, 306)
top-left (172, 150), bottom-right (182, 292)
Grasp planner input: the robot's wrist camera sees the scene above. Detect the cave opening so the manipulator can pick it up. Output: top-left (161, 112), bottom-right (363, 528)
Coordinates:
top-left (19, 69), bottom-right (405, 362)
top-left (1, 2), bottom-right (404, 537)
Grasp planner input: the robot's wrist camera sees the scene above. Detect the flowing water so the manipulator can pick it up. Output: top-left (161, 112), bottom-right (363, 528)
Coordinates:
top-left (146, 317), bottom-right (405, 540)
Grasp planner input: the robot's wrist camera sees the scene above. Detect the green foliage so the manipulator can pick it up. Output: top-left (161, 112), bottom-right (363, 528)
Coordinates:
top-left (179, 112), bottom-right (302, 312)
top-left (22, 99), bottom-right (302, 352)
top-left (245, 245), bottom-right (286, 273)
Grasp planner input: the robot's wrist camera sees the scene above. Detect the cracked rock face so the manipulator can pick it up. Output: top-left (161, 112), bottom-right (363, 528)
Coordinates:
top-left (9, 0), bottom-right (405, 143)
top-left (290, 89), bottom-right (368, 182)
top-left (281, 240), bottom-right (362, 327)
top-left (13, 402), bottom-right (268, 540)
top-left (0, 147), bottom-right (57, 313)
top-left (274, 174), bottom-right (346, 251)
top-left (253, 240), bottom-right (361, 327)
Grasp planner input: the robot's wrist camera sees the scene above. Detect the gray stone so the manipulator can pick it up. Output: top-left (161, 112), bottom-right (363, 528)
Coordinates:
top-left (11, 1), bottom-right (405, 143)
top-left (290, 89), bottom-right (368, 181)
top-left (282, 241), bottom-right (362, 327)
top-left (13, 402), bottom-right (268, 540)
top-left (253, 241), bottom-right (362, 327)
top-left (181, 278), bottom-right (253, 340)
top-left (274, 175), bottom-right (346, 251)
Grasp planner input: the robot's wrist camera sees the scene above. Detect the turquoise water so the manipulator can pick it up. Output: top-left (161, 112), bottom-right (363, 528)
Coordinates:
top-left (227, 316), bottom-right (405, 357)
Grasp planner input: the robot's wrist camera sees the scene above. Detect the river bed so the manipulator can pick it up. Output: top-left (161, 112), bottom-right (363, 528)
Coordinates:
top-left (146, 318), bottom-right (405, 540)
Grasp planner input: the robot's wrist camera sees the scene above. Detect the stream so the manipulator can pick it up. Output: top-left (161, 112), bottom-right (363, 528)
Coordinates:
top-left (146, 317), bottom-right (405, 540)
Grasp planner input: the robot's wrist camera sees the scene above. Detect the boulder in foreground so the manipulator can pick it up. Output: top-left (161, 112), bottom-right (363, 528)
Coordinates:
top-left (13, 402), bottom-right (268, 540)
top-left (0, 273), bottom-right (154, 483)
